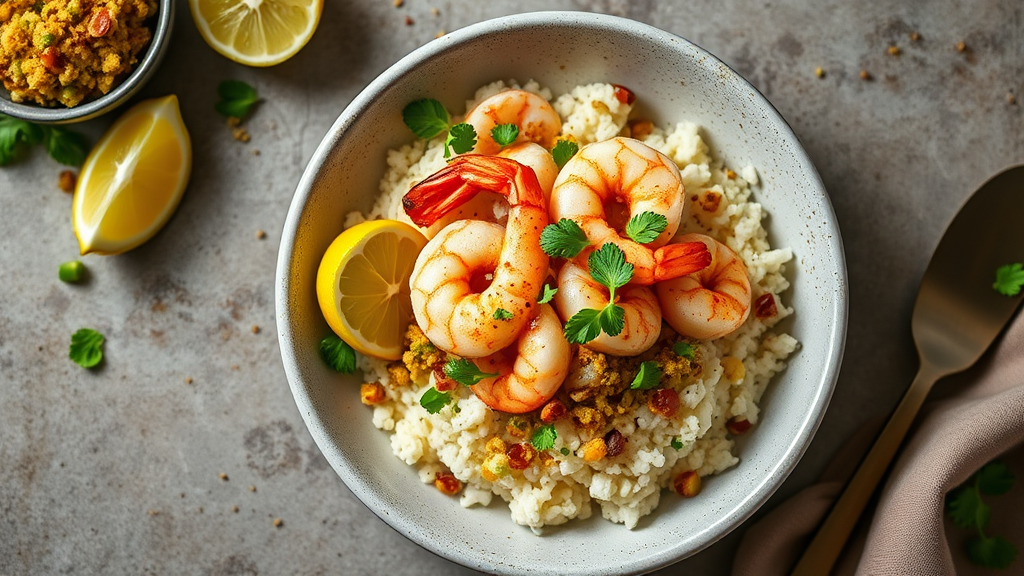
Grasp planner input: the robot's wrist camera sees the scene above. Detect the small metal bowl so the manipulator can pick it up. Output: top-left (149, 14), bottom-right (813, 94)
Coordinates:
top-left (0, 0), bottom-right (174, 124)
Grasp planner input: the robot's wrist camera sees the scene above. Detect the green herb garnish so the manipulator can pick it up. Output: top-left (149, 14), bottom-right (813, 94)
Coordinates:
top-left (537, 283), bottom-right (558, 304)
top-left (551, 139), bottom-right (579, 169)
top-left (443, 358), bottom-right (498, 386)
top-left (670, 437), bottom-right (684, 450)
top-left (402, 98), bottom-right (479, 158)
top-left (531, 423), bottom-right (557, 451)
top-left (419, 387), bottom-right (451, 414)
top-left (45, 126), bottom-right (90, 167)
top-left (993, 263), bottom-right (1024, 297)
top-left (625, 211), bottom-right (668, 244)
top-left (539, 218), bottom-right (589, 258)
top-left (69, 328), bottom-right (104, 368)
top-left (629, 361), bottom-right (662, 390)
top-left (319, 335), bottom-right (357, 374)
top-left (490, 123), bottom-right (519, 147)
top-left (445, 122), bottom-right (477, 157)
top-left (0, 115), bottom-right (89, 167)
top-left (58, 261), bottom-right (85, 283)
top-left (560, 447), bottom-right (571, 456)
top-left (215, 80), bottom-right (259, 119)
top-left (563, 243), bottom-right (633, 344)
top-left (673, 341), bottom-right (696, 360)
top-left (493, 308), bottom-right (513, 321)
top-left (946, 459), bottom-right (1017, 569)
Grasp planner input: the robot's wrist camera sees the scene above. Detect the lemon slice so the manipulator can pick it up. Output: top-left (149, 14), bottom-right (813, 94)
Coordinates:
top-left (73, 95), bottom-right (191, 256)
top-left (316, 220), bottom-right (428, 361)
top-left (189, 0), bottom-right (323, 67)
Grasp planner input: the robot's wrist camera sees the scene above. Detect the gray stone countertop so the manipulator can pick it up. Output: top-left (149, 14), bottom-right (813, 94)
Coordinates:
top-left (1, 0), bottom-right (1021, 574)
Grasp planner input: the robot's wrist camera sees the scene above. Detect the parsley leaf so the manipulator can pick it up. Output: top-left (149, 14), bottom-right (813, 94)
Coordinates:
top-left (977, 460), bottom-right (1015, 495)
top-left (58, 261), bottom-right (85, 283)
top-left (673, 341), bottom-right (696, 360)
top-left (967, 535), bottom-right (1018, 569)
top-left (948, 486), bottom-right (989, 530)
top-left (630, 361), bottom-right (662, 390)
top-left (625, 211), bottom-right (669, 244)
top-left (561, 244), bottom-right (633, 344)
top-left (0, 114), bottom-right (45, 165)
top-left (215, 80), bottom-right (259, 119)
top-left (490, 123), bottom-right (519, 147)
top-left (531, 424), bottom-right (557, 451)
top-left (493, 308), bottom-right (513, 321)
top-left (402, 98), bottom-right (451, 139)
top-left (993, 263), bottom-right (1024, 297)
top-left (588, 243), bottom-right (634, 295)
top-left (540, 219), bottom-right (590, 258)
top-left (45, 126), bottom-right (89, 166)
top-left (670, 437), bottom-right (683, 450)
top-left (563, 308), bottom-right (604, 344)
top-left (419, 387), bottom-right (451, 414)
top-left (551, 139), bottom-right (579, 169)
top-left (445, 122), bottom-right (477, 158)
top-left (69, 328), bottom-right (104, 368)
top-left (537, 283), bottom-right (558, 304)
top-left (319, 335), bottom-right (357, 374)
top-left (443, 358), bottom-right (497, 386)
top-left (598, 302), bottom-right (626, 337)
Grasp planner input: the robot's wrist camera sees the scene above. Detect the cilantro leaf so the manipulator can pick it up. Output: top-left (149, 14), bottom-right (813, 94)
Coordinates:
top-left (560, 447), bottom-right (571, 456)
top-left (588, 243), bottom-right (634, 296)
top-left (967, 535), bottom-right (1018, 569)
top-left (563, 307), bottom-right (604, 344)
top-left (598, 302), bottom-right (625, 337)
top-left (445, 122), bottom-right (477, 158)
top-left (0, 114), bottom-right (45, 165)
top-left (443, 358), bottom-right (497, 386)
top-left (319, 335), bottom-right (357, 374)
top-left (551, 139), bottom-right (579, 169)
top-left (531, 424), bottom-right (557, 451)
top-left (630, 361), bottom-right (662, 390)
top-left (44, 126), bottom-right (89, 166)
top-left (419, 387), bottom-right (451, 414)
top-left (402, 98), bottom-right (451, 139)
top-left (490, 123), bottom-right (519, 147)
top-left (215, 80), bottom-right (259, 119)
top-left (993, 263), bottom-right (1024, 297)
top-left (540, 218), bottom-right (589, 258)
top-left (493, 308), bottom-right (513, 321)
top-left (670, 437), bottom-right (683, 450)
top-left (977, 460), bottom-right (1015, 495)
top-left (625, 211), bottom-right (669, 244)
top-left (948, 485), bottom-right (989, 530)
top-left (69, 328), bottom-right (104, 368)
top-left (673, 341), bottom-right (696, 360)
top-left (537, 284), bottom-right (558, 304)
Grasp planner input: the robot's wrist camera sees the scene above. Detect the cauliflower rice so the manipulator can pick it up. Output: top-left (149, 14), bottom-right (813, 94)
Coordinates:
top-left (347, 80), bottom-right (798, 531)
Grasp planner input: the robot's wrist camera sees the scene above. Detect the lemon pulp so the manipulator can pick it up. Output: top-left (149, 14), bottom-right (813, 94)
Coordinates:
top-left (190, 0), bottom-right (323, 67)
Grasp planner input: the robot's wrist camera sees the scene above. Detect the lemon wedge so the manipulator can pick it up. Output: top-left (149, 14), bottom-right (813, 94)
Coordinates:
top-left (189, 0), bottom-right (323, 67)
top-left (316, 220), bottom-right (428, 361)
top-left (73, 95), bottom-right (191, 256)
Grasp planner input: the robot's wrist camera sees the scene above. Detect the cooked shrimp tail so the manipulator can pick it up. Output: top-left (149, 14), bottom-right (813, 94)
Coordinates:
top-left (653, 241), bottom-right (712, 281)
top-left (402, 155), bottom-right (544, 227)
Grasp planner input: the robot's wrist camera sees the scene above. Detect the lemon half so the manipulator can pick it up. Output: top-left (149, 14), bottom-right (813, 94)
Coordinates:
top-left (316, 220), bottom-right (428, 361)
top-left (73, 95), bottom-right (191, 256)
top-left (189, 0), bottom-right (323, 67)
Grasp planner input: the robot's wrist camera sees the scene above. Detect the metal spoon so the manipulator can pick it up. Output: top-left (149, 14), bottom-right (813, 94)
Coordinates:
top-left (791, 165), bottom-right (1024, 575)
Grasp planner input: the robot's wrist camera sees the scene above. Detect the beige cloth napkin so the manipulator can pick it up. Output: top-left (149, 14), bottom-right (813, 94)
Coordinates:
top-left (733, 309), bottom-right (1024, 576)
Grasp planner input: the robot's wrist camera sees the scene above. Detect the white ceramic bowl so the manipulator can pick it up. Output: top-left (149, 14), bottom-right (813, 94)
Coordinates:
top-left (276, 11), bottom-right (847, 575)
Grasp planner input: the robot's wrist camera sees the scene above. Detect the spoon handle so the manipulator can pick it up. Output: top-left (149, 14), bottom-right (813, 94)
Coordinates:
top-left (790, 362), bottom-right (942, 575)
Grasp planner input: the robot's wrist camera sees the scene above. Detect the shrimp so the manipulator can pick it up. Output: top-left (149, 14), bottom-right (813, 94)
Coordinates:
top-left (655, 233), bottom-right (752, 340)
top-left (553, 258), bottom-right (661, 356)
top-left (417, 142), bottom-right (559, 239)
top-left (464, 89), bottom-right (562, 155)
top-left (469, 304), bottom-right (571, 413)
top-left (549, 137), bottom-right (712, 284)
top-left (403, 155), bottom-right (549, 358)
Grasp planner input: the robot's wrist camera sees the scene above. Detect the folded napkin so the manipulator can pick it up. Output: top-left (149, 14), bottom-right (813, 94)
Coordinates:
top-left (733, 309), bottom-right (1024, 576)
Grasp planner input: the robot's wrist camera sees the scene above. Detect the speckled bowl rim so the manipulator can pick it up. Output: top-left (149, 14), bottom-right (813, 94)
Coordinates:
top-left (277, 11), bottom-right (847, 575)
top-left (0, 0), bottom-right (174, 124)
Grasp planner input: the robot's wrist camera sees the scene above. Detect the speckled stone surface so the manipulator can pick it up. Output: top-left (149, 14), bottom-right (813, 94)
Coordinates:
top-left (0, 1), bottom-right (1021, 575)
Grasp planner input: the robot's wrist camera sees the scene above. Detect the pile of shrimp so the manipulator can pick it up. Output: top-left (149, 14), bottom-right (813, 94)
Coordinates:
top-left (400, 89), bottom-right (753, 415)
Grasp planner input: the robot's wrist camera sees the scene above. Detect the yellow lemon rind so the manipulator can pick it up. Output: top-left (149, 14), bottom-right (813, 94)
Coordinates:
top-left (188, 0), bottom-right (324, 67)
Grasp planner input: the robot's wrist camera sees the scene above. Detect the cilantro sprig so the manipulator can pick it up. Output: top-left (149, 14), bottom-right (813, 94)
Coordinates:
top-left (551, 139), bottom-right (579, 169)
top-left (69, 328), bottom-right (104, 368)
top-left (402, 98), bottom-right (478, 158)
top-left (215, 80), bottom-right (259, 119)
top-left (443, 358), bottom-right (497, 386)
top-left (531, 423), bottom-right (557, 451)
top-left (319, 335), bottom-right (357, 374)
top-left (490, 123), bottom-right (519, 147)
top-left (540, 219), bottom-right (589, 258)
top-left (538, 284), bottom-right (558, 304)
top-left (993, 263), bottom-right (1024, 297)
top-left (563, 243), bottom-right (634, 344)
top-left (0, 114), bottom-right (89, 167)
top-left (625, 211), bottom-right (668, 244)
top-left (673, 341), bottom-right (696, 360)
top-left (670, 437), bottom-right (684, 450)
top-left (419, 387), bottom-right (451, 414)
top-left (629, 361), bottom-right (662, 390)
top-left (946, 459), bottom-right (1017, 569)
top-left (493, 308), bottom-right (513, 321)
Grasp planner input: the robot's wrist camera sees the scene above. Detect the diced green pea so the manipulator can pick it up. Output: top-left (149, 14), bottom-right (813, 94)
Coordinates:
top-left (41, 33), bottom-right (55, 47)
top-left (58, 261), bottom-right (85, 283)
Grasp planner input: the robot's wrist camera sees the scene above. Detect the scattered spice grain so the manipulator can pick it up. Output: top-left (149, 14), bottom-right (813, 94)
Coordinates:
top-left (251, 325), bottom-right (260, 334)
top-left (859, 70), bottom-right (872, 81)
top-left (393, 0), bottom-right (403, 6)
top-left (58, 170), bottom-right (76, 193)
top-left (147, 509), bottom-right (159, 516)
top-left (184, 376), bottom-right (193, 384)
top-left (255, 229), bottom-right (266, 240)
top-left (252, 149), bottom-right (261, 156)
top-left (887, 45), bottom-right (901, 56)
top-left (197, 506), bottom-right (204, 513)
top-left (231, 126), bottom-right (251, 143)
top-left (219, 472), bottom-right (229, 481)
top-left (814, 67), bottom-right (825, 78)
top-left (435, 30), bottom-right (446, 38)
top-left (272, 518), bottom-right (283, 527)
top-left (1008, 93), bottom-right (1017, 106)
top-left (404, 15), bottom-right (414, 26)
top-left (909, 32), bottom-right (921, 42)
top-left (232, 505), bottom-right (239, 513)
top-left (955, 41), bottom-right (966, 53)
top-left (249, 485), bottom-right (257, 492)
top-left (431, 8), bottom-right (440, 16)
